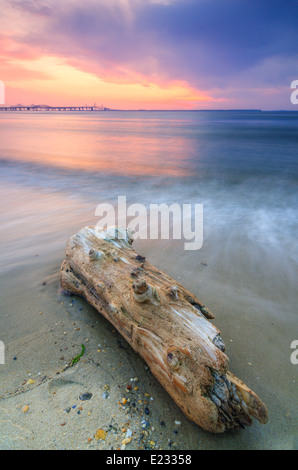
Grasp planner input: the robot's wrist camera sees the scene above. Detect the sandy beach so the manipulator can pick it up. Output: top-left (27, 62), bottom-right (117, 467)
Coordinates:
top-left (0, 181), bottom-right (296, 450)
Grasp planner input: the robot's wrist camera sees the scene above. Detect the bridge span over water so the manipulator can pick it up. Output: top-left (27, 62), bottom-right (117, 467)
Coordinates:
top-left (0, 105), bottom-right (109, 112)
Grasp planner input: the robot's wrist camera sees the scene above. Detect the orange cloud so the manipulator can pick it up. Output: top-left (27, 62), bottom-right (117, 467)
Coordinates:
top-left (1, 54), bottom-right (219, 109)
top-left (0, 0), bottom-right (222, 109)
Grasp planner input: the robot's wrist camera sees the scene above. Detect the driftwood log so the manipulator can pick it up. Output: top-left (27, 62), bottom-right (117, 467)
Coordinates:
top-left (60, 226), bottom-right (268, 433)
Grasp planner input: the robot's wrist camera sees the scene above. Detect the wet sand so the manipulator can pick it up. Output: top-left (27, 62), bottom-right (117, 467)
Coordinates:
top-left (0, 184), bottom-right (297, 450)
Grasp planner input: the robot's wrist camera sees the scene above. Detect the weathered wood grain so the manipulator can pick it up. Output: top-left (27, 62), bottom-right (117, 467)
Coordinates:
top-left (60, 226), bottom-right (268, 433)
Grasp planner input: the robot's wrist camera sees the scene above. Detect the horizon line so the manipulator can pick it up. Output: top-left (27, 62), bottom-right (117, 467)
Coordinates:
top-left (1, 106), bottom-right (298, 112)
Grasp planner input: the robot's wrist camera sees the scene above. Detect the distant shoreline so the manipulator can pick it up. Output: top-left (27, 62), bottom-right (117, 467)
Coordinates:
top-left (1, 108), bottom-right (297, 113)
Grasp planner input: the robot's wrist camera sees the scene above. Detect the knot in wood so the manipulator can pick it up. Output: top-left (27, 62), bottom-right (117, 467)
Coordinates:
top-left (132, 280), bottom-right (148, 295)
top-left (167, 352), bottom-right (180, 369)
top-left (89, 249), bottom-right (103, 261)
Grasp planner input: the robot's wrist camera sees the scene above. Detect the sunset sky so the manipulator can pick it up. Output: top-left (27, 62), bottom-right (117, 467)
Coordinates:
top-left (0, 0), bottom-right (297, 110)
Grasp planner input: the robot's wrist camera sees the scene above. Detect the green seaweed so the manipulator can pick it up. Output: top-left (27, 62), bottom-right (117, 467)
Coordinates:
top-left (71, 344), bottom-right (85, 366)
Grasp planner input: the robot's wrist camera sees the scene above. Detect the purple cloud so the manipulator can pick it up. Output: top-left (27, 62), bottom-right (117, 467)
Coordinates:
top-left (4, 0), bottom-right (298, 107)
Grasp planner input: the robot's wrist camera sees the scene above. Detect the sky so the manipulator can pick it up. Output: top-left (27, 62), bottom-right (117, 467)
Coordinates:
top-left (0, 0), bottom-right (297, 110)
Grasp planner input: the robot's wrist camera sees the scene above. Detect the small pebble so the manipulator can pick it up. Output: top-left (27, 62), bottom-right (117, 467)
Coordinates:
top-left (95, 429), bottom-right (107, 440)
top-left (79, 393), bottom-right (92, 401)
top-left (122, 437), bottom-right (132, 445)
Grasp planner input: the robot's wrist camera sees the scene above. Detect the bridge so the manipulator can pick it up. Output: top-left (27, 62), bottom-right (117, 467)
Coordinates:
top-left (0, 105), bottom-right (110, 112)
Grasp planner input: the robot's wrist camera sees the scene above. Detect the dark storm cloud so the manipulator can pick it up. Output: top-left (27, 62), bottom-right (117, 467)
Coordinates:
top-left (134, 0), bottom-right (298, 85)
